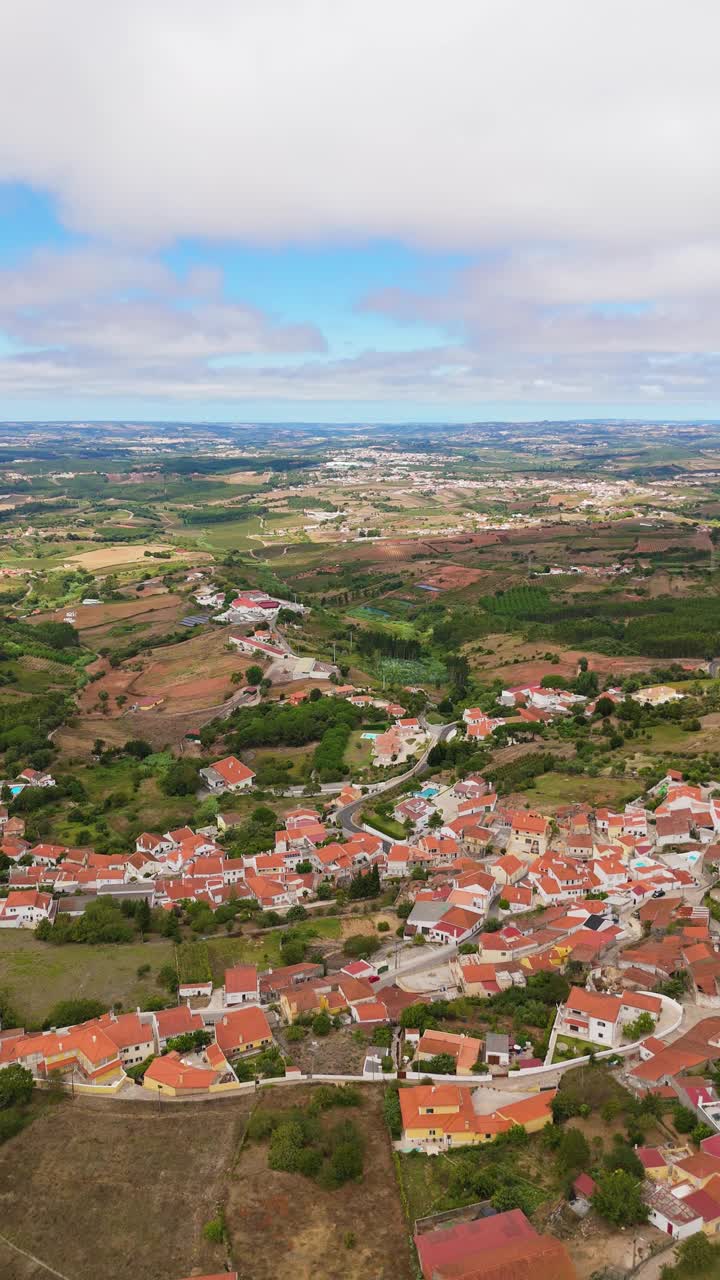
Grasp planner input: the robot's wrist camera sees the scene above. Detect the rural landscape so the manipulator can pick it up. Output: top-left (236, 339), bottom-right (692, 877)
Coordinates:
top-left (2, 3), bottom-right (720, 1277)
top-left (2, 420), bottom-right (720, 1279)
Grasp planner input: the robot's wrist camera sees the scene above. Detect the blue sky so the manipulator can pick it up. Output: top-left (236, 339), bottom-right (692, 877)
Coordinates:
top-left (0, 2), bottom-right (718, 423)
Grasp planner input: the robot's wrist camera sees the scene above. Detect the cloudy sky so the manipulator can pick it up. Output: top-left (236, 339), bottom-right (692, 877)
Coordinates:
top-left (0, 0), bottom-right (719, 422)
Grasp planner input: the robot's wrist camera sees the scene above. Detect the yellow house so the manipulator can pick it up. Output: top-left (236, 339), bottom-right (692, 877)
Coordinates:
top-left (397, 1084), bottom-right (555, 1152)
top-left (671, 1153), bottom-right (720, 1189)
top-left (215, 1007), bottom-right (273, 1056)
top-left (636, 1147), bottom-right (669, 1181)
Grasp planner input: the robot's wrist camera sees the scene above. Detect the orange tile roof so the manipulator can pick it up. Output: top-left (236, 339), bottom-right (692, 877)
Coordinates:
top-left (144, 1051), bottom-right (217, 1091)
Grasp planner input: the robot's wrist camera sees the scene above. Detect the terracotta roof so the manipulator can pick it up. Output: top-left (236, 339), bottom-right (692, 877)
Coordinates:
top-left (208, 755), bottom-right (255, 785)
top-left (144, 1051), bottom-right (217, 1091)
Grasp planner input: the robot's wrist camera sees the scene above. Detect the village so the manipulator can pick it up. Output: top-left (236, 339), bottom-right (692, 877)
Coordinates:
top-left (3, 457), bottom-right (720, 1277)
top-left (5, 644), bottom-right (720, 1277)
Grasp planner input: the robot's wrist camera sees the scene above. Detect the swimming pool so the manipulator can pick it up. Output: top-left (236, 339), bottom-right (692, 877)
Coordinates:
top-left (361, 732), bottom-right (381, 740)
top-left (9, 784), bottom-right (24, 797)
top-left (418, 786), bottom-right (439, 798)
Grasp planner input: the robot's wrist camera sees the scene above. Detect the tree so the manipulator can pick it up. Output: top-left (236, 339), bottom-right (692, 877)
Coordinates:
top-left (672, 1104), bottom-right (697, 1134)
top-left (595, 696), bottom-right (615, 718)
top-left (623, 1011), bottom-right (655, 1040)
top-left (136, 898), bottom-right (152, 935)
top-left (342, 934), bottom-right (381, 959)
top-left (246, 665), bottom-right (263, 686)
top-left (312, 1011), bottom-right (332, 1036)
top-left (423, 1053), bottom-right (456, 1074)
top-left (592, 1170), bottom-right (648, 1226)
top-left (669, 1233), bottom-right (714, 1274)
top-left (557, 1126), bottom-right (590, 1175)
top-left (42, 998), bottom-right (105, 1029)
top-left (161, 759), bottom-right (199, 796)
top-left (0, 1063), bottom-right (34, 1109)
top-left (604, 1137), bottom-right (644, 1180)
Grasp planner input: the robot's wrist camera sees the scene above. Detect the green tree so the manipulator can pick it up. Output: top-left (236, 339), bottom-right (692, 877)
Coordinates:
top-left (672, 1104), bottom-right (697, 1134)
top-left (161, 759), bottom-right (200, 796)
top-left (623, 1011), bottom-right (655, 1040)
top-left (557, 1126), bottom-right (591, 1175)
top-left (0, 1063), bottom-right (34, 1109)
top-left (592, 1170), bottom-right (648, 1227)
top-left (42, 998), bottom-right (105, 1029)
top-left (246, 665), bottom-right (263, 685)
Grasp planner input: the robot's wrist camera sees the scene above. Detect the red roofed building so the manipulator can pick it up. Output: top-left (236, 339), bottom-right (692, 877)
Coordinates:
top-left (508, 811), bottom-right (550, 859)
top-left (154, 1005), bottom-right (205, 1049)
top-left (0, 889), bottom-right (55, 929)
top-left (214, 1006), bottom-right (273, 1057)
top-left (200, 755), bottom-right (255, 793)
top-left (224, 965), bottom-right (260, 1007)
top-left (415, 1209), bottom-right (576, 1280)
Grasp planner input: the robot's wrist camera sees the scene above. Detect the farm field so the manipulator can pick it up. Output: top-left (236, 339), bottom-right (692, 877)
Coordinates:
top-left (62, 543), bottom-right (198, 569)
top-left (0, 1096), bottom-right (246, 1280)
top-left (226, 1085), bottom-right (414, 1280)
top-left (34, 592), bottom-right (188, 645)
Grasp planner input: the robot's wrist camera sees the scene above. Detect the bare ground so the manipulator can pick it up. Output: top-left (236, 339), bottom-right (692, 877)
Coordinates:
top-left (226, 1085), bottom-right (414, 1280)
top-left (0, 1096), bottom-right (248, 1280)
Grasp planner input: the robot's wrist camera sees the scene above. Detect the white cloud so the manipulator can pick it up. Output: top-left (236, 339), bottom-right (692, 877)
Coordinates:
top-left (0, 1), bottom-right (718, 249)
top-left (0, 247), bottom-right (326, 362)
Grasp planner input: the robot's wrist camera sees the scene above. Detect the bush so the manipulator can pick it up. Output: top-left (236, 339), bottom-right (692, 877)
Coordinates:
top-left (0, 1107), bottom-right (29, 1144)
top-left (0, 1064), bottom-right (34, 1109)
top-left (203, 1212), bottom-right (225, 1244)
top-left (312, 1012), bottom-right (332, 1036)
top-left (343, 934), bottom-right (381, 959)
top-left (672, 1104), bottom-right (697, 1134)
top-left (383, 1085), bottom-right (402, 1139)
top-left (42, 998), bottom-right (105, 1030)
top-left (557, 1126), bottom-right (590, 1175)
top-left (592, 1170), bottom-right (648, 1226)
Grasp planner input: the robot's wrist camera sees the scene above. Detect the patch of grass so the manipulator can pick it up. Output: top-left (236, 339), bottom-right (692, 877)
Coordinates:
top-left (0, 931), bottom-right (174, 1026)
top-left (205, 917), bottom-right (342, 978)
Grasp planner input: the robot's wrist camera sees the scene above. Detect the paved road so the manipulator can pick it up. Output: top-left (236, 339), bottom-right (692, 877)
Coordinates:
top-left (337, 719), bottom-right (457, 840)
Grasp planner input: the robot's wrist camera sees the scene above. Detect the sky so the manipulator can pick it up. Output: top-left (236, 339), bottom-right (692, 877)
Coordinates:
top-left (0, 1), bottom-right (719, 424)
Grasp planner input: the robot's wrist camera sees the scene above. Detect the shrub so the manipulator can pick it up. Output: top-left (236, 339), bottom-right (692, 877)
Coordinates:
top-left (0, 1107), bottom-right (29, 1144)
top-left (203, 1212), bottom-right (225, 1244)
top-left (383, 1085), bottom-right (402, 1139)
top-left (312, 1012), bottom-right (332, 1036)
top-left (0, 1064), bottom-right (34, 1109)
top-left (592, 1170), bottom-right (648, 1226)
top-left (41, 998), bottom-right (105, 1030)
top-left (672, 1104), bottom-right (697, 1134)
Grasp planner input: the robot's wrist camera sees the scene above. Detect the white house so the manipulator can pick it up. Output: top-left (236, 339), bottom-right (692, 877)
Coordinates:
top-left (223, 965), bottom-right (260, 1007)
top-left (200, 755), bottom-right (255, 793)
top-left (0, 890), bottom-right (56, 928)
top-left (556, 986), bottom-right (661, 1049)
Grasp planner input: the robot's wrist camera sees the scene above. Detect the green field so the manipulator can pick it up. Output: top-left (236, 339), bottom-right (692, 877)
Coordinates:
top-left (0, 918), bottom-right (345, 1025)
top-left (526, 771), bottom-right (638, 810)
top-left (0, 931), bottom-right (175, 1025)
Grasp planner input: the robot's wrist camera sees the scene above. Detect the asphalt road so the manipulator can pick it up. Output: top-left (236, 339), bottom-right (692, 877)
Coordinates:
top-left (337, 719), bottom-right (457, 840)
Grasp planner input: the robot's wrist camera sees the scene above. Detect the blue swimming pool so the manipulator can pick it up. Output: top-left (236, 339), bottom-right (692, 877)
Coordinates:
top-left (9, 784), bottom-right (24, 797)
top-left (418, 785), bottom-right (439, 798)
